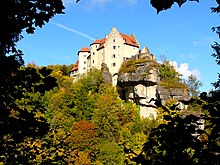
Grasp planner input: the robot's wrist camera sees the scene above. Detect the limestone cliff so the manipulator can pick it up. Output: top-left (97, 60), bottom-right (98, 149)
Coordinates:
top-left (117, 56), bottom-right (190, 118)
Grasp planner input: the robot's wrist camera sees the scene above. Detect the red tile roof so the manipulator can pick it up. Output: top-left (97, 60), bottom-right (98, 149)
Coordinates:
top-left (90, 39), bottom-right (101, 45)
top-left (97, 38), bottom-right (106, 50)
top-left (120, 33), bottom-right (139, 48)
top-left (95, 33), bottom-right (139, 50)
top-left (71, 60), bottom-right (78, 71)
top-left (77, 47), bottom-right (90, 55)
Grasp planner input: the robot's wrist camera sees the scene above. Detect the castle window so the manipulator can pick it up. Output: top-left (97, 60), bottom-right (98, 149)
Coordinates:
top-left (93, 60), bottom-right (94, 64)
top-left (112, 63), bottom-right (116, 67)
top-left (113, 39), bottom-right (115, 42)
top-left (83, 67), bottom-right (86, 70)
top-left (93, 52), bottom-right (95, 55)
top-left (84, 61), bottom-right (86, 64)
top-left (84, 54), bottom-right (86, 57)
top-left (118, 46), bottom-right (120, 48)
top-left (113, 46), bottom-right (116, 49)
top-left (112, 54), bottom-right (116, 58)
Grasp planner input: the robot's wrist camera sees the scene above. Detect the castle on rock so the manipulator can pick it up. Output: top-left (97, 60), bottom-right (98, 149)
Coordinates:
top-left (70, 27), bottom-right (190, 118)
top-left (70, 27), bottom-right (154, 86)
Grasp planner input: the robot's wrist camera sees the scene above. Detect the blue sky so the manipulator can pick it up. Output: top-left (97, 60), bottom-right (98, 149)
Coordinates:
top-left (17, 0), bottom-right (219, 92)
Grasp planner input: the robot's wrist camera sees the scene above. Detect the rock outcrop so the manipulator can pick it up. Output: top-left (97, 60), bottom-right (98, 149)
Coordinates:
top-left (117, 61), bottom-right (159, 86)
top-left (117, 58), bottom-right (190, 118)
top-left (101, 63), bottom-right (112, 84)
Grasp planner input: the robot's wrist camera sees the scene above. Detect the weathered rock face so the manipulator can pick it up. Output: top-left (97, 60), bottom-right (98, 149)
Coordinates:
top-left (117, 61), bottom-right (190, 118)
top-left (117, 62), bottom-right (159, 86)
top-left (157, 86), bottom-right (190, 103)
top-left (101, 63), bottom-right (112, 84)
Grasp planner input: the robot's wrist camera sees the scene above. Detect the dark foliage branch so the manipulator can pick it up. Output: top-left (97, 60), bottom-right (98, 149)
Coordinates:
top-left (150, 0), bottom-right (199, 13)
top-left (0, 0), bottom-right (64, 56)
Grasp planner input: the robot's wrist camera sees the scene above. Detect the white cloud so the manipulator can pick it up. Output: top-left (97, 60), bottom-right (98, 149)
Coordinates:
top-left (169, 61), bottom-right (200, 80)
top-left (51, 22), bottom-right (95, 41)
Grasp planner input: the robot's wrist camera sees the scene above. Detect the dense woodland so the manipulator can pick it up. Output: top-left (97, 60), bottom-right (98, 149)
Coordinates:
top-left (0, 0), bottom-right (220, 164)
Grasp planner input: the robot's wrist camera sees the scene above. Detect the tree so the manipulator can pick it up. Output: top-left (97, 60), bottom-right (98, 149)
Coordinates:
top-left (186, 74), bottom-right (203, 97)
top-left (158, 60), bottom-right (188, 89)
top-left (133, 99), bottom-right (207, 164)
top-left (0, 2), bottom-right (67, 162)
top-left (0, 66), bottom-right (57, 164)
top-left (70, 69), bottom-right (104, 121)
top-left (65, 120), bottom-right (98, 164)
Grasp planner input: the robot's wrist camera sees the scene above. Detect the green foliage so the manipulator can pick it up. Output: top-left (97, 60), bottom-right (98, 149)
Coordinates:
top-left (137, 100), bottom-right (204, 164)
top-left (44, 86), bottom-right (76, 131)
top-left (47, 64), bottom-right (74, 77)
top-left (0, 65), bottom-right (57, 164)
top-left (158, 61), bottom-right (188, 89)
top-left (36, 66), bottom-right (145, 164)
top-left (141, 116), bottom-right (160, 136)
top-left (159, 61), bottom-right (180, 80)
top-left (70, 69), bottom-right (104, 121)
top-left (3, 62), bottom-right (195, 164)
top-left (187, 97), bottom-right (204, 112)
top-left (186, 74), bottom-right (203, 97)
top-left (119, 126), bottom-right (147, 164)
top-left (95, 141), bottom-right (124, 165)
top-left (199, 91), bottom-right (220, 164)
top-left (93, 92), bottom-right (122, 141)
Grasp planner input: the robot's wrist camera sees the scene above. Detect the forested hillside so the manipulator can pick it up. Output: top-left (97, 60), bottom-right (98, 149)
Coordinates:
top-left (1, 64), bottom-right (162, 164)
top-left (1, 62), bottom-right (219, 164)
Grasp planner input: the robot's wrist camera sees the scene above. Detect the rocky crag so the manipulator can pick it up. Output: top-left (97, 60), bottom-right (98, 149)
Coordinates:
top-left (115, 51), bottom-right (190, 118)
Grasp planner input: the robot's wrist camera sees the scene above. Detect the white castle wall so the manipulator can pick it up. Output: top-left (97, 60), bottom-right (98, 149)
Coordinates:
top-left (78, 51), bottom-right (90, 75)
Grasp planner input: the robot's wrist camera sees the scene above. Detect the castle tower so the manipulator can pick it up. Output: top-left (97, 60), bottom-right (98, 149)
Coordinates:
top-left (77, 47), bottom-right (90, 75)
